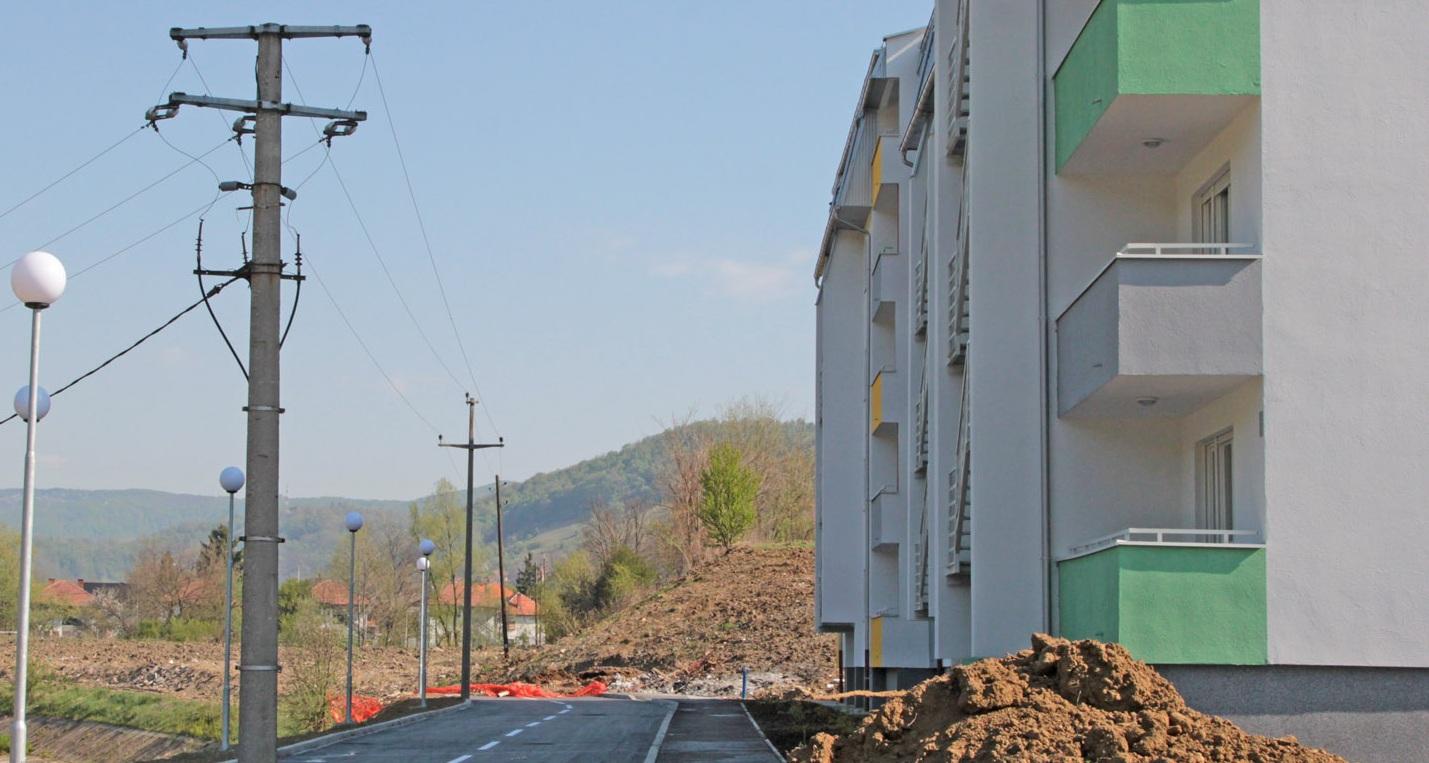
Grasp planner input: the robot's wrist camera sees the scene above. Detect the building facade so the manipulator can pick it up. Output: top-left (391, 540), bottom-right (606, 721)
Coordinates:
top-left (812, 2), bottom-right (1429, 760)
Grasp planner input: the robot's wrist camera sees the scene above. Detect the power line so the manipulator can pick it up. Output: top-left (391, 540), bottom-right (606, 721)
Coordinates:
top-left (0, 195), bottom-right (222, 315)
top-left (370, 53), bottom-right (493, 425)
top-left (0, 126), bottom-right (148, 223)
top-left (280, 59), bottom-right (471, 397)
top-left (4, 136), bottom-right (236, 268)
top-left (0, 277), bottom-right (242, 427)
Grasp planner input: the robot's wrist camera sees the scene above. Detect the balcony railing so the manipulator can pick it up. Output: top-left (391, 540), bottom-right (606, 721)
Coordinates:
top-left (1063, 527), bottom-right (1262, 560)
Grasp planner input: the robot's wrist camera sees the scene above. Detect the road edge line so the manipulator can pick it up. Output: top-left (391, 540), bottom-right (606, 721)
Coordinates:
top-left (740, 700), bottom-right (783, 761)
top-left (222, 699), bottom-right (470, 761)
top-left (641, 699), bottom-right (679, 763)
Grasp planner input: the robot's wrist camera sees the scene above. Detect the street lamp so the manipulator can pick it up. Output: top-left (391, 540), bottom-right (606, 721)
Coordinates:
top-left (417, 539), bottom-right (435, 707)
top-left (10, 250), bottom-right (65, 763)
top-left (343, 511), bottom-right (363, 725)
top-left (218, 466), bottom-right (245, 751)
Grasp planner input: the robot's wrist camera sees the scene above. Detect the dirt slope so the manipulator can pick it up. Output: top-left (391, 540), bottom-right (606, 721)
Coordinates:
top-left (503, 545), bottom-right (839, 696)
top-left (792, 634), bottom-right (1345, 763)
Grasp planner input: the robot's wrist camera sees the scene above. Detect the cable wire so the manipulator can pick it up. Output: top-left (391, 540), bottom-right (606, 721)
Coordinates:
top-left (370, 52), bottom-right (500, 435)
top-left (0, 277), bottom-right (241, 427)
top-left (0, 126), bottom-right (148, 223)
top-left (1, 136), bottom-right (235, 268)
top-left (0, 195), bottom-right (222, 315)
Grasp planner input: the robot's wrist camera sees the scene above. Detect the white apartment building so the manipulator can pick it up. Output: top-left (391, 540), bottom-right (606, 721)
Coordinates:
top-left (812, 2), bottom-right (1428, 760)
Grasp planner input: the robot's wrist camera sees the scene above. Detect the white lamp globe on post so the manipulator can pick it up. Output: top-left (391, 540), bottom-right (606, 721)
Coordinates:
top-left (218, 466), bottom-right (245, 751)
top-left (343, 511), bottom-right (364, 725)
top-left (417, 539), bottom-right (435, 706)
top-left (10, 250), bottom-right (65, 763)
top-left (12, 387), bottom-right (50, 422)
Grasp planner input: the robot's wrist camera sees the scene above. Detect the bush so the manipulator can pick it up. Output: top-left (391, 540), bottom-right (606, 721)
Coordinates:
top-left (698, 443), bottom-right (761, 553)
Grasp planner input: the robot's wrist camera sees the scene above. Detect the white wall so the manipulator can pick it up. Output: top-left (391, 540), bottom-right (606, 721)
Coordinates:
top-left (1261, 0), bottom-right (1429, 666)
top-left (1174, 104), bottom-right (1262, 247)
top-left (965, 0), bottom-right (1048, 657)
top-left (815, 231), bottom-right (868, 631)
top-left (1177, 380), bottom-right (1265, 539)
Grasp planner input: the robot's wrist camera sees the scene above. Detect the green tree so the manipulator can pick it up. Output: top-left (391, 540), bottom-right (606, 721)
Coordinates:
top-left (698, 443), bottom-right (760, 554)
top-left (514, 552), bottom-right (540, 596)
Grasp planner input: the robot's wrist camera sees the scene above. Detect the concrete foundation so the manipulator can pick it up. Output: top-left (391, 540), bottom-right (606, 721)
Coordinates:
top-left (1159, 664), bottom-right (1429, 763)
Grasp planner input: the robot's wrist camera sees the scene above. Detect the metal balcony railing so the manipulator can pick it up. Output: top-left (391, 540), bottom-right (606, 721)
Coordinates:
top-left (1064, 528), bottom-right (1263, 560)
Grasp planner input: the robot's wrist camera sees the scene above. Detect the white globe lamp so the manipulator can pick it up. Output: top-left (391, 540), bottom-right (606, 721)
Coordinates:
top-left (11, 251), bottom-right (66, 308)
top-left (219, 466), bottom-right (245, 494)
top-left (12, 387), bottom-right (49, 422)
top-left (420, 538), bottom-right (435, 556)
top-left (345, 511), bottom-right (364, 533)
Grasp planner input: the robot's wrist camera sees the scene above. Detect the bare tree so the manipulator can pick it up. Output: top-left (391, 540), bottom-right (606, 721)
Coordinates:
top-left (127, 542), bottom-right (198, 625)
top-left (653, 415), bottom-right (711, 576)
top-left (582, 499), bottom-right (651, 566)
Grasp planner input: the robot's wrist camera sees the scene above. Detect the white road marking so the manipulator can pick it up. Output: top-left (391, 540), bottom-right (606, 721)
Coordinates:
top-left (525, 721), bottom-right (541, 727)
top-left (447, 755), bottom-right (473, 763)
top-left (642, 701), bottom-right (679, 763)
top-left (543, 714), bottom-right (557, 721)
top-left (740, 701), bottom-right (783, 760)
top-left (505, 728), bottom-right (524, 737)
top-left (478, 741), bottom-right (500, 751)
top-left (559, 706), bottom-right (571, 714)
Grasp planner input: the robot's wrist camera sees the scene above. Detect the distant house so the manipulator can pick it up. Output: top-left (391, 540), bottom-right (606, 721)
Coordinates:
top-left (311, 579), bottom-right (372, 638)
top-left (40, 578), bottom-right (128, 635)
top-left (437, 582), bottom-right (542, 646)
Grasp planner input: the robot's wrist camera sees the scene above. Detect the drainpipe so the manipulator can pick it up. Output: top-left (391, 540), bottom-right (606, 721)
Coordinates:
top-left (1036, 0), bottom-right (1053, 635)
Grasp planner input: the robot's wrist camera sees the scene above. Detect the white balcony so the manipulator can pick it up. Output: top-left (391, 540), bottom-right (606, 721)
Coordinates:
top-left (1056, 244), bottom-right (1262, 418)
top-left (871, 247), bottom-right (903, 324)
top-left (870, 488), bottom-right (903, 551)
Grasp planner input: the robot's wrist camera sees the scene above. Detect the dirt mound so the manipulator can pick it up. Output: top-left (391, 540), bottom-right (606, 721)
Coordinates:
top-left (791, 634), bottom-right (1345, 763)
top-left (501, 546), bottom-right (839, 696)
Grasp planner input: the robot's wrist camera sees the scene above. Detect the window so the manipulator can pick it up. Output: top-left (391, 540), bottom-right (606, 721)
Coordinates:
top-left (1197, 429), bottom-right (1234, 531)
top-left (1194, 167), bottom-right (1231, 245)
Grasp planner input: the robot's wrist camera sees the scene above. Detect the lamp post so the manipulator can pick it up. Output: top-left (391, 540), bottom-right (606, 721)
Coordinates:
top-left (417, 538), bottom-right (435, 708)
top-left (343, 511), bottom-right (363, 725)
top-left (218, 466), bottom-right (245, 751)
top-left (10, 250), bottom-right (65, 763)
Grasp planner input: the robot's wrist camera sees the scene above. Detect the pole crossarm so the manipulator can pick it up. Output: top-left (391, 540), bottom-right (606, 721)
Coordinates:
top-left (164, 93), bottom-right (367, 122)
top-left (171, 24), bottom-right (371, 42)
top-left (439, 441), bottom-right (505, 451)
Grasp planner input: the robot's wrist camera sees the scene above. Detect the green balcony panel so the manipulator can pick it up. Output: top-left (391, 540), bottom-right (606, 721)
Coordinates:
top-left (1059, 544), bottom-right (1267, 664)
top-left (1054, 0), bottom-right (1260, 174)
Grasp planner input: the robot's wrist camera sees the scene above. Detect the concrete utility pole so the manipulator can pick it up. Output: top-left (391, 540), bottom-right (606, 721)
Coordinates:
top-left (150, 24), bottom-right (368, 761)
top-left (439, 395), bottom-right (503, 700)
top-left (494, 475), bottom-right (510, 661)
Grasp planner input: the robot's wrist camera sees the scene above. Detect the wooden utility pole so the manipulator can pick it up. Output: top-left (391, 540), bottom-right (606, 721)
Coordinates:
top-left (439, 395), bottom-right (503, 699)
top-left (149, 24), bottom-right (368, 760)
top-left (495, 475), bottom-right (510, 660)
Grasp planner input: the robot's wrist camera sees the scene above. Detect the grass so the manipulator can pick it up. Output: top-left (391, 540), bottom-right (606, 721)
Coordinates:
top-left (0, 670), bottom-right (337, 749)
top-left (744, 699), bottom-right (862, 756)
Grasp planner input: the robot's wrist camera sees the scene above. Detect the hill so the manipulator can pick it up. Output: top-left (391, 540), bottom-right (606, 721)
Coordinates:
top-left (2, 420), bottom-right (813, 581)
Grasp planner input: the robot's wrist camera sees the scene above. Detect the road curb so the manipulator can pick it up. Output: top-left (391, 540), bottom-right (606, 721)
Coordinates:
top-left (221, 699), bottom-right (470, 761)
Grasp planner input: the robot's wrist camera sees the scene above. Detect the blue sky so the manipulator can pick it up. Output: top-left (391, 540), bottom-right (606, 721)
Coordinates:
top-left (0, 2), bottom-right (927, 500)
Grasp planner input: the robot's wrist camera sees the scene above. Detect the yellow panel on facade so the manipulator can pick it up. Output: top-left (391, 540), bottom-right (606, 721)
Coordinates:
top-left (869, 616), bottom-right (884, 668)
top-left (870, 138), bottom-right (884, 209)
top-left (870, 372), bottom-right (884, 433)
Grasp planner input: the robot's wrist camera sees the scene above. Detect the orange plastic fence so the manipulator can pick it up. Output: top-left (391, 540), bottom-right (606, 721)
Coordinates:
top-left (325, 681), bottom-right (606, 726)
top-left (327, 692), bottom-right (385, 724)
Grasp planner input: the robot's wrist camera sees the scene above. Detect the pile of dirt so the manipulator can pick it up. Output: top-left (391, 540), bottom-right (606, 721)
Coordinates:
top-left (500, 546), bottom-right (839, 696)
top-left (792, 634), bottom-right (1346, 763)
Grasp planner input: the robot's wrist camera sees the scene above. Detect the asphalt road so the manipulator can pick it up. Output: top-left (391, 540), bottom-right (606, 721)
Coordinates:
top-left (278, 696), bottom-right (779, 763)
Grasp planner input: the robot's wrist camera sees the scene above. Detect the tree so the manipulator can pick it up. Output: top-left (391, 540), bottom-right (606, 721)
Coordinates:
top-left (127, 542), bottom-right (197, 626)
top-left (409, 479), bottom-right (487, 646)
top-left (514, 552), bottom-right (540, 596)
top-left (582, 499), bottom-right (650, 567)
top-left (653, 415), bottom-right (710, 575)
top-left (698, 443), bottom-right (761, 554)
